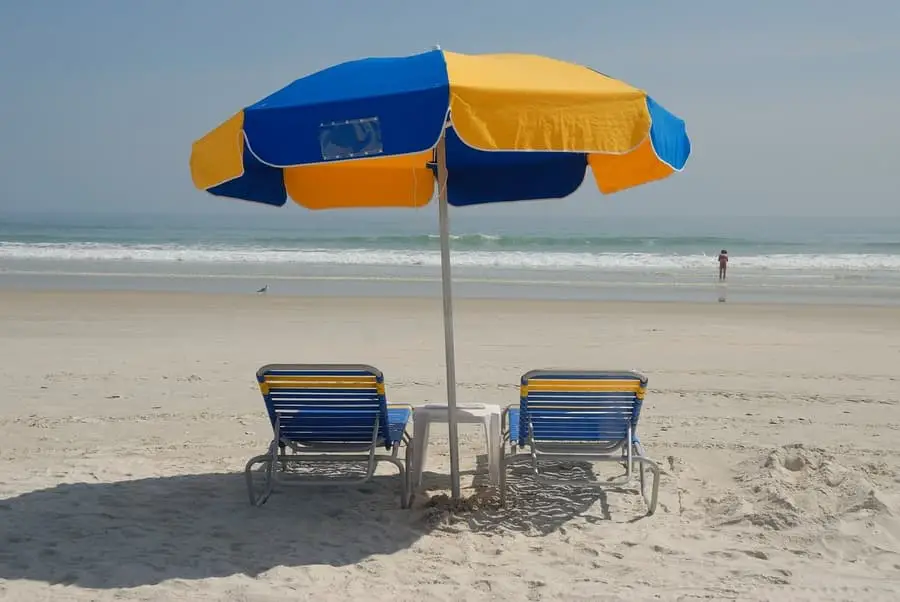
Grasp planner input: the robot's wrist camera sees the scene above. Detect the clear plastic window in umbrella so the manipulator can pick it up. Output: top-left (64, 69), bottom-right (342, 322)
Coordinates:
top-left (319, 117), bottom-right (384, 161)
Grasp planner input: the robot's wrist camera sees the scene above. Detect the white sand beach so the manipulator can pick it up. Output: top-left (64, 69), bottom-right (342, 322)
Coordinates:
top-left (1, 290), bottom-right (898, 601)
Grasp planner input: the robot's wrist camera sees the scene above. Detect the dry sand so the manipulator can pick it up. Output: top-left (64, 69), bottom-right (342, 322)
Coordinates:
top-left (0, 290), bottom-right (898, 601)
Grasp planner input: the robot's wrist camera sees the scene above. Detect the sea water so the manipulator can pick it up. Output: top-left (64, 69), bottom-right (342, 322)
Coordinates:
top-left (1, 210), bottom-right (898, 305)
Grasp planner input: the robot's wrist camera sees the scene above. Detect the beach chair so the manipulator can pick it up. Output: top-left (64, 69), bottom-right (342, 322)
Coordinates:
top-left (500, 369), bottom-right (660, 515)
top-left (244, 364), bottom-right (414, 508)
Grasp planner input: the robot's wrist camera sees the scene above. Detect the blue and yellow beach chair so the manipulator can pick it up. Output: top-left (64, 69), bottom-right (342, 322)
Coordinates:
top-left (244, 364), bottom-right (414, 508)
top-left (501, 370), bottom-right (660, 515)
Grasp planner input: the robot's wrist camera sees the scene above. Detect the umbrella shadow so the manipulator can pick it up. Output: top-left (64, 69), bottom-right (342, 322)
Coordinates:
top-left (0, 469), bottom-right (428, 589)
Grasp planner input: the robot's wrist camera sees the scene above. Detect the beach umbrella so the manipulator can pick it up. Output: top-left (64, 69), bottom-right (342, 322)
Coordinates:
top-left (190, 47), bottom-right (691, 500)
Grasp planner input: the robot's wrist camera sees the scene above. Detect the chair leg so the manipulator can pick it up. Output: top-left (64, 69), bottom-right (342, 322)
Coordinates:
top-left (636, 457), bottom-right (660, 516)
top-left (639, 456), bottom-right (647, 501)
top-left (244, 446), bottom-right (277, 507)
top-left (375, 449), bottom-right (411, 509)
top-left (499, 442), bottom-right (508, 507)
top-left (244, 455), bottom-right (262, 506)
top-left (392, 442), bottom-right (409, 510)
top-left (630, 442), bottom-right (642, 497)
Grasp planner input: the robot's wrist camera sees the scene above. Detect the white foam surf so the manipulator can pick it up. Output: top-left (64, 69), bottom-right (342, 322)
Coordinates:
top-left (1, 242), bottom-right (899, 272)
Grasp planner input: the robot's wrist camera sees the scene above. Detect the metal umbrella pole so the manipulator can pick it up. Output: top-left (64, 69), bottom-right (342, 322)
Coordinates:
top-left (434, 132), bottom-right (462, 500)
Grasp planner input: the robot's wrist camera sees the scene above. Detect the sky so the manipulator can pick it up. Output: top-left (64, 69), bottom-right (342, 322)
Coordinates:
top-left (0, 0), bottom-right (898, 221)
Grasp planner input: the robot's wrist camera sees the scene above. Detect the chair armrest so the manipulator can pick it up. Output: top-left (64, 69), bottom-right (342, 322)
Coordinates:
top-left (387, 403), bottom-right (413, 411)
top-left (501, 404), bottom-right (518, 442)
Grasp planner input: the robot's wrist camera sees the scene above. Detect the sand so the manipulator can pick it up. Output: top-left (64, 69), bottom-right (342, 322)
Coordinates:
top-left (0, 290), bottom-right (898, 601)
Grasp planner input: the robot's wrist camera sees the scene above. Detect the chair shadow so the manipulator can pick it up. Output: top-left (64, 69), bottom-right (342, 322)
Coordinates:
top-left (0, 468), bottom-right (429, 589)
top-left (420, 455), bottom-right (639, 535)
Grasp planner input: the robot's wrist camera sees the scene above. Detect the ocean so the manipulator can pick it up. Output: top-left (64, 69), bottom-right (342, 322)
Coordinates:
top-left (1, 210), bottom-right (898, 305)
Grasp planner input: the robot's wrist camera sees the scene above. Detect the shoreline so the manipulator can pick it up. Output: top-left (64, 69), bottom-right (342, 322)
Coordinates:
top-left (3, 268), bottom-right (899, 306)
top-left (4, 286), bottom-right (900, 312)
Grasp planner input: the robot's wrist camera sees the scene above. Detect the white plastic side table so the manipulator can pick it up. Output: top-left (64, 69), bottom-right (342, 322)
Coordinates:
top-left (411, 403), bottom-right (501, 487)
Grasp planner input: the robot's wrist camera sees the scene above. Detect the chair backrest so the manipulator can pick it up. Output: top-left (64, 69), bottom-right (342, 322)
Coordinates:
top-left (518, 370), bottom-right (647, 447)
top-left (256, 364), bottom-right (393, 447)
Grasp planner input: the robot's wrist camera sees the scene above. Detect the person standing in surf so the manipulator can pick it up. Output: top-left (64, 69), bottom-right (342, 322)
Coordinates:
top-left (718, 249), bottom-right (729, 281)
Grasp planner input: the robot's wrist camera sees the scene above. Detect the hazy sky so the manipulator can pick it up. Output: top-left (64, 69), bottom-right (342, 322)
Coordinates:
top-left (1, 1), bottom-right (898, 219)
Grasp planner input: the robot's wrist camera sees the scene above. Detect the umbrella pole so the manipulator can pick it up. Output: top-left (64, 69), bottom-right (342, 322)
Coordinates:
top-left (436, 133), bottom-right (462, 501)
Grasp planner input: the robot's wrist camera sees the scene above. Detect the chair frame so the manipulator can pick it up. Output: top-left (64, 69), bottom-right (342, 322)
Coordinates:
top-left (244, 363), bottom-right (414, 508)
top-left (500, 369), bottom-right (660, 515)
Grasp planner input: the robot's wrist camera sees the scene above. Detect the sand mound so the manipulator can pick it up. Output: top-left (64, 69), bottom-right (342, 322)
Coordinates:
top-left (705, 444), bottom-right (894, 531)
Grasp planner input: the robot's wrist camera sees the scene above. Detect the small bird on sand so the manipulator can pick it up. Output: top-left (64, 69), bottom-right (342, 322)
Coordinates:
top-left (256, 285), bottom-right (268, 294)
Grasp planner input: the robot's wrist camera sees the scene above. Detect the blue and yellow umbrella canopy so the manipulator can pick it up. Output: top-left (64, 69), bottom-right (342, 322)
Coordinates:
top-left (190, 49), bottom-right (690, 208)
